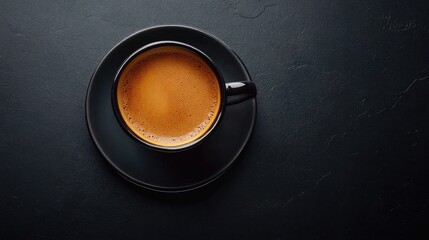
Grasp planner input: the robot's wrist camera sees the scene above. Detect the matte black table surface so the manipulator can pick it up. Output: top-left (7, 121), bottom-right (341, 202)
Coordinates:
top-left (1, 0), bottom-right (428, 239)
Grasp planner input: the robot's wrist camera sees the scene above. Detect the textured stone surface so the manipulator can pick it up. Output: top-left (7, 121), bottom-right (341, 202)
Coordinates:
top-left (1, 0), bottom-right (429, 239)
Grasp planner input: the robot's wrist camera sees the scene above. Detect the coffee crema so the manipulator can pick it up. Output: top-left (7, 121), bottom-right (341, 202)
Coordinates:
top-left (116, 46), bottom-right (221, 147)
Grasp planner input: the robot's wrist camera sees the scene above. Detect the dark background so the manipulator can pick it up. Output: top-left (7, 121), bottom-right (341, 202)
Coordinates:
top-left (1, 0), bottom-right (428, 239)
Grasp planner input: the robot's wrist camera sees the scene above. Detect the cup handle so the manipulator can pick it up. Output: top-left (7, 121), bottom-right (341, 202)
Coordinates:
top-left (225, 81), bottom-right (257, 105)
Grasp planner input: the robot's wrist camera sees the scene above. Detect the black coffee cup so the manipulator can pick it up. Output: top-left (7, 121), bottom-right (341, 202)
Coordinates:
top-left (112, 41), bottom-right (256, 152)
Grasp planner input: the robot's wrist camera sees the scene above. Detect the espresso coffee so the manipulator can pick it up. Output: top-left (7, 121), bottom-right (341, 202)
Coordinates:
top-left (116, 46), bottom-right (221, 147)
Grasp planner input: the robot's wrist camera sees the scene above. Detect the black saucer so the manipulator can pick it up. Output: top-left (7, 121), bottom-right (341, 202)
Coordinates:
top-left (85, 25), bottom-right (256, 192)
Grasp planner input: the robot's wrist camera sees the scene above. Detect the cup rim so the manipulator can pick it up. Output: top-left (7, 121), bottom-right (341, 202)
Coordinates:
top-left (111, 41), bottom-right (226, 152)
